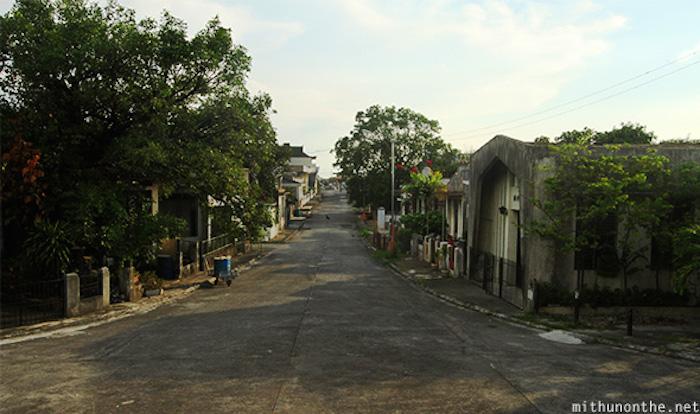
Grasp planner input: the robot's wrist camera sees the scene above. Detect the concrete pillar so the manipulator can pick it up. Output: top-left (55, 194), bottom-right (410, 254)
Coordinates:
top-left (377, 208), bottom-right (385, 233)
top-left (439, 242), bottom-right (448, 270)
top-left (119, 266), bottom-right (141, 302)
top-left (100, 267), bottom-right (110, 307)
top-left (65, 273), bottom-right (80, 317)
top-left (433, 239), bottom-right (440, 265)
top-left (426, 237), bottom-right (434, 263)
top-left (447, 245), bottom-right (454, 274)
top-left (455, 247), bottom-right (464, 276)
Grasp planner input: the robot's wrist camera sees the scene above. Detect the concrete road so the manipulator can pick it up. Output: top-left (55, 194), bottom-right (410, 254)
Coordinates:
top-left (1, 192), bottom-right (698, 413)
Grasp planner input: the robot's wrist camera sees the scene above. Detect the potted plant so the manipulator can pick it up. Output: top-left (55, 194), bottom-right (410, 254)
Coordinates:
top-left (140, 271), bottom-right (163, 297)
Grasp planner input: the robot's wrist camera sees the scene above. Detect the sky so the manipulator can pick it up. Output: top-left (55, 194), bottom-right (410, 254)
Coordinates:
top-left (2, 0), bottom-right (699, 176)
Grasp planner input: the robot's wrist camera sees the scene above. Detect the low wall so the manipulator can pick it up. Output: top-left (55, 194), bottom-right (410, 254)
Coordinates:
top-left (79, 296), bottom-right (104, 315)
top-left (541, 305), bottom-right (700, 323)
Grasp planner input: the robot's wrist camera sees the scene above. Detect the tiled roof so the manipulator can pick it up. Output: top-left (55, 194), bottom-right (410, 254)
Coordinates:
top-left (281, 143), bottom-right (314, 158)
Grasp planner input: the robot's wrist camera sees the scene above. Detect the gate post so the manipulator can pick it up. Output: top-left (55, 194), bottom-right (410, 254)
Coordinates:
top-left (498, 257), bottom-right (504, 298)
top-left (100, 267), bottom-right (111, 307)
top-left (65, 273), bottom-right (80, 317)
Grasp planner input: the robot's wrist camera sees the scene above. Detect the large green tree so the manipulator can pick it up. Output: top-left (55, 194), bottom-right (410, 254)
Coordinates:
top-left (1, 0), bottom-right (284, 275)
top-left (333, 105), bottom-right (460, 211)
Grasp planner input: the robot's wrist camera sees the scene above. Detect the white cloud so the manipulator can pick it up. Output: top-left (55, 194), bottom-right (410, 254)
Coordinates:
top-left (330, 0), bottom-right (627, 128)
top-left (334, 0), bottom-right (396, 30)
top-left (112, 0), bottom-right (303, 49)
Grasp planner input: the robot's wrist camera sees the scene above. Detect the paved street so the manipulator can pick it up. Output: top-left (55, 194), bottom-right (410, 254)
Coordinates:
top-left (1, 192), bottom-right (698, 413)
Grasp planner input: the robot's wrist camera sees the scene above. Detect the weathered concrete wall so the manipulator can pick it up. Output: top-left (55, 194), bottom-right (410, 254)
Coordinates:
top-left (467, 135), bottom-right (553, 308)
top-left (469, 136), bottom-right (700, 305)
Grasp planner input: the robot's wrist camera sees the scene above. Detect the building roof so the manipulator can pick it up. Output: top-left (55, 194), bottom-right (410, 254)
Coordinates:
top-left (281, 143), bottom-right (315, 159)
top-left (447, 165), bottom-right (470, 195)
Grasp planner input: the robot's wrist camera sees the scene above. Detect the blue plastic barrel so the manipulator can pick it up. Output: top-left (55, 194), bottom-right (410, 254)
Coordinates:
top-left (214, 256), bottom-right (232, 277)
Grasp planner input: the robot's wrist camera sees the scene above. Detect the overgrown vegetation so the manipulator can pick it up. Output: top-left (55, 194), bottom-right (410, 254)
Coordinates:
top-left (399, 212), bottom-right (444, 236)
top-left (530, 137), bottom-right (700, 294)
top-left (1, 0), bottom-right (286, 279)
top-left (536, 282), bottom-right (692, 308)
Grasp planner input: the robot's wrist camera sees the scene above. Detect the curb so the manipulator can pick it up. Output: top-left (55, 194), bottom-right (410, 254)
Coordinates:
top-left (0, 286), bottom-right (199, 346)
top-left (373, 247), bottom-right (700, 364)
top-left (385, 262), bottom-right (551, 332)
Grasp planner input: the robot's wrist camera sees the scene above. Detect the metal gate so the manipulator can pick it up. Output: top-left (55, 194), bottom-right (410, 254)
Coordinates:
top-left (1, 278), bottom-right (65, 329)
top-left (482, 252), bottom-right (495, 295)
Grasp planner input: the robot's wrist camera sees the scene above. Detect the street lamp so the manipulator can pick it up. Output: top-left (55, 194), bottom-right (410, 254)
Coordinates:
top-left (388, 139), bottom-right (396, 253)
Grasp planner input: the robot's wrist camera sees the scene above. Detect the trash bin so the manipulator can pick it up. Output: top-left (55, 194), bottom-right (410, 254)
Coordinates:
top-left (157, 255), bottom-right (177, 280)
top-left (214, 256), bottom-right (232, 278)
top-left (213, 256), bottom-right (233, 287)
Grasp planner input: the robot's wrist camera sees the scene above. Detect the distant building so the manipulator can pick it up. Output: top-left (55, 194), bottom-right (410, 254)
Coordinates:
top-left (280, 143), bottom-right (319, 213)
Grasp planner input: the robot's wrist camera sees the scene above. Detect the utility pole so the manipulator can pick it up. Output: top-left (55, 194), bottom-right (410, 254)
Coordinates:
top-left (391, 140), bottom-right (395, 222)
top-left (388, 139), bottom-right (396, 253)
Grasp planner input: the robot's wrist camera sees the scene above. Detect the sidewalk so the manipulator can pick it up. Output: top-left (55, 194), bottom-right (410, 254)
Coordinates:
top-left (161, 243), bottom-right (275, 290)
top-left (386, 252), bottom-right (700, 363)
top-left (1, 224), bottom-right (306, 345)
top-left (162, 222), bottom-right (304, 290)
top-left (392, 256), bottom-right (520, 317)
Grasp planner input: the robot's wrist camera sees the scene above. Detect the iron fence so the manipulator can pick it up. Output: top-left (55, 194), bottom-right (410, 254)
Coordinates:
top-left (501, 259), bottom-right (524, 289)
top-left (469, 248), bottom-right (482, 282)
top-left (1, 278), bottom-right (65, 329)
top-left (177, 239), bottom-right (199, 266)
top-left (79, 271), bottom-right (102, 298)
top-left (471, 250), bottom-right (525, 295)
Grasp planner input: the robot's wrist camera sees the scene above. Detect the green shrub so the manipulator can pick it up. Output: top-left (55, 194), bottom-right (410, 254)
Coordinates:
top-left (396, 229), bottom-right (412, 253)
top-left (399, 211), bottom-right (443, 236)
top-left (22, 221), bottom-right (72, 278)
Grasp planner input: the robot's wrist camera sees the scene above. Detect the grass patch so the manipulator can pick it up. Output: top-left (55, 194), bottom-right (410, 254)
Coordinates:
top-left (358, 227), bottom-right (372, 239)
top-left (372, 249), bottom-right (401, 264)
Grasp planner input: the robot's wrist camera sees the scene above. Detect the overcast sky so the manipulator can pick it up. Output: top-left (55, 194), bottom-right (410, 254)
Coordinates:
top-left (3, 0), bottom-right (699, 176)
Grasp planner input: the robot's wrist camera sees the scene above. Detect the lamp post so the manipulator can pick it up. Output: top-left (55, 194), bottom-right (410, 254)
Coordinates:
top-left (388, 139), bottom-right (396, 253)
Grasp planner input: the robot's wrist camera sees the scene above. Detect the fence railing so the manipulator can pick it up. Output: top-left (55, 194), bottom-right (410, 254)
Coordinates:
top-left (501, 258), bottom-right (524, 289)
top-left (200, 234), bottom-right (234, 256)
top-left (469, 247), bottom-right (483, 282)
top-left (1, 278), bottom-right (65, 329)
top-left (470, 249), bottom-right (524, 294)
top-left (79, 272), bottom-right (102, 298)
top-left (177, 239), bottom-right (199, 266)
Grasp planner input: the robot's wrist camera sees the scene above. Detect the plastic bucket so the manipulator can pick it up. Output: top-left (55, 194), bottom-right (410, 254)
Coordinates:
top-left (213, 256), bottom-right (232, 277)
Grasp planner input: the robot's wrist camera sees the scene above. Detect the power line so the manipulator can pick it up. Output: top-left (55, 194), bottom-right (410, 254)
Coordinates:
top-left (444, 50), bottom-right (699, 138)
top-left (449, 58), bottom-right (700, 142)
top-left (299, 56), bottom-right (699, 150)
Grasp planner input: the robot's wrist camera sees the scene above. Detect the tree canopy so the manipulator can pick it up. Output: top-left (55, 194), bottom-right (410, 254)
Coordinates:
top-left (543, 123), bottom-right (656, 146)
top-left (333, 105), bottom-right (460, 211)
top-left (1, 0), bottom-right (285, 275)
